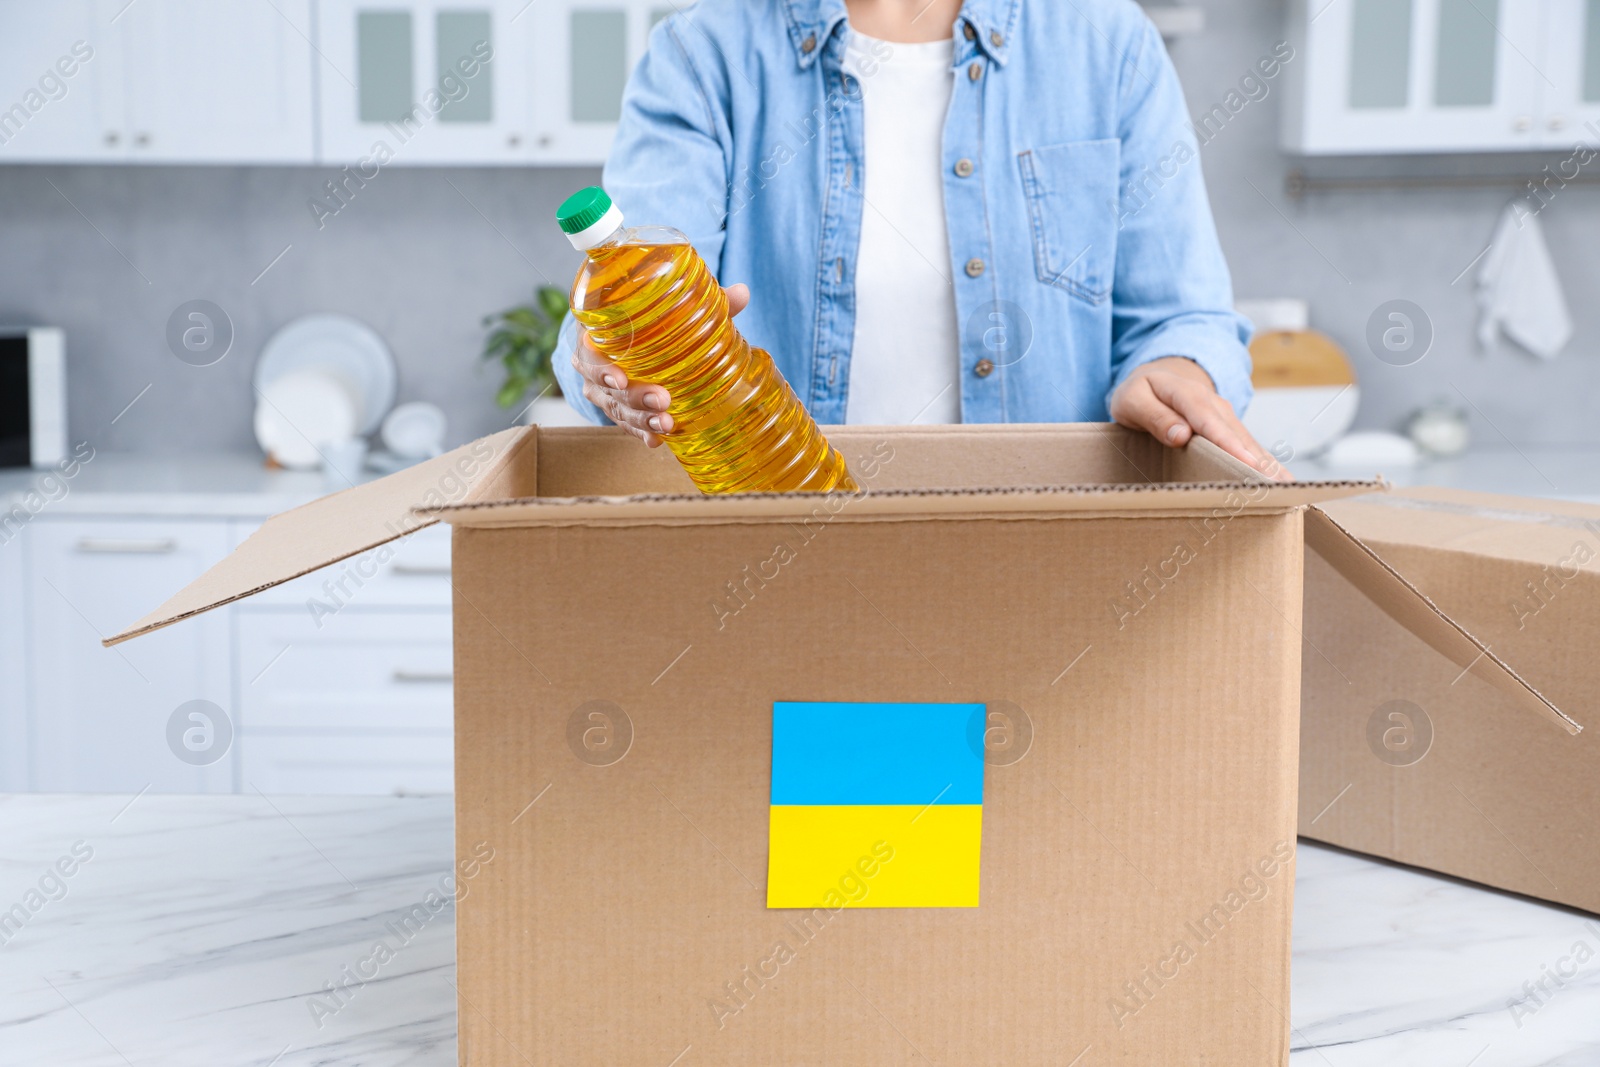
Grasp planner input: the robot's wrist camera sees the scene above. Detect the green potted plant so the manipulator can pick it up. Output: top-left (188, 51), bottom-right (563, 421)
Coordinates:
top-left (481, 285), bottom-right (585, 425)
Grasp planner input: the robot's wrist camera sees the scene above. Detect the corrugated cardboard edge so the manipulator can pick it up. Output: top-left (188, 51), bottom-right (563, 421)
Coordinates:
top-left (421, 478), bottom-right (1387, 527)
top-left (101, 427), bottom-right (535, 647)
top-left (1304, 504), bottom-right (1581, 735)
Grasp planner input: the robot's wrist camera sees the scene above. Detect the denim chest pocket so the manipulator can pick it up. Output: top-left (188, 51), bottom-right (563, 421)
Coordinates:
top-left (1018, 139), bottom-right (1120, 305)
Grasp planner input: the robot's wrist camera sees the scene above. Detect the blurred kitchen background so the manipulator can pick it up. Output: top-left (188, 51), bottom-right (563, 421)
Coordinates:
top-left (2, 0), bottom-right (1597, 796)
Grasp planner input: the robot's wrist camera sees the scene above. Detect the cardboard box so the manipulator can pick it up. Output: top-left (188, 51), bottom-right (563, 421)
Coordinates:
top-left (1299, 487), bottom-right (1591, 914)
top-left (110, 424), bottom-right (1545, 1064)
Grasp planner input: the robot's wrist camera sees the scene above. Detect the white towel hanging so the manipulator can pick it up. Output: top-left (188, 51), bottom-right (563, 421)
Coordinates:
top-left (1476, 202), bottom-right (1573, 360)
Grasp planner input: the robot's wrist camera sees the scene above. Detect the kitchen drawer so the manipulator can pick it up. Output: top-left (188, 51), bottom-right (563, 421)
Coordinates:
top-left (0, 527), bottom-right (28, 790)
top-left (240, 733), bottom-right (452, 795)
top-left (237, 610), bottom-right (453, 731)
top-left (233, 521), bottom-right (452, 607)
top-left (28, 518), bottom-right (234, 793)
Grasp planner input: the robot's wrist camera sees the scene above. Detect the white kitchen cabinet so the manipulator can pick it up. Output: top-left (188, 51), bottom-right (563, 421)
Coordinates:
top-left (1, 0), bottom-right (662, 166)
top-left (0, 526), bottom-right (27, 790)
top-left (241, 734), bottom-right (453, 795)
top-left (115, 0), bottom-right (316, 163)
top-left (235, 609), bottom-right (453, 796)
top-left (317, 0), bottom-right (528, 164)
top-left (0, 0), bottom-right (124, 162)
top-left (27, 519), bottom-right (235, 794)
top-left (1541, 0), bottom-right (1600, 140)
top-left (1284, 0), bottom-right (1548, 154)
top-left (236, 610), bottom-right (453, 733)
top-left (318, 0), bottom-right (661, 165)
top-left (519, 0), bottom-right (662, 164)
top-left (229, 518), bottom-right (454, 795)
top-left (17, 512), bottom-right (455, 795)
top-left (0, 0), bottom-right (314, 164)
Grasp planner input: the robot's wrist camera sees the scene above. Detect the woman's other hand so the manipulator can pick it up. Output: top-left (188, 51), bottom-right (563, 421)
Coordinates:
top-left (1110, 357), bottom-right (1292, 481)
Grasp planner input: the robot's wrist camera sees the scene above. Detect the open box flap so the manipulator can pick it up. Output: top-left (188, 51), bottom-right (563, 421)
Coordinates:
top-left (1305, 504), bottom-right (1581, 735)
top-left (103, 427), bottom-right (532, 647)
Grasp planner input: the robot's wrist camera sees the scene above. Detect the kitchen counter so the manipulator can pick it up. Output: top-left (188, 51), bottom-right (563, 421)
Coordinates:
top-left (5, 445), bottom-right (1600, 521)
top-left (1, 443), bottom-right (1598, 526)
top-left (1, 794), bottom-right (1595, 1065)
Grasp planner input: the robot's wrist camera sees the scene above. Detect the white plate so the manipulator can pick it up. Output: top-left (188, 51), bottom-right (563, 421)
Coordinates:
top-left (255, 314), bottom-right (397, 435)
top-left (381, 401), bottom-right (448, 459)
top-left (254, 369), bottom-right (360, 470)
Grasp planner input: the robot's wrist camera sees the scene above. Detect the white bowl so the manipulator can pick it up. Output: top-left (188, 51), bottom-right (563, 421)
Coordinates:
top-left (380, 401), bottom-right (448, 459)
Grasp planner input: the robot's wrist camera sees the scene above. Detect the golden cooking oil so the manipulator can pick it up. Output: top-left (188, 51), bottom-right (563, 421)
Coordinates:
top-left (557, 187), bottom-right (857, 495)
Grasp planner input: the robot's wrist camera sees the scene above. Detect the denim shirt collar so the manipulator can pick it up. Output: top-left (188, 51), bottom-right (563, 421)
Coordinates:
top-left (780, 0), bottom-right (1019, 69)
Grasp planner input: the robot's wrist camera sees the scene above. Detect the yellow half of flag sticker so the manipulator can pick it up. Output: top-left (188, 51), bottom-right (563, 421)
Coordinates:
top-left (766, 804), bottom-right (983, 909)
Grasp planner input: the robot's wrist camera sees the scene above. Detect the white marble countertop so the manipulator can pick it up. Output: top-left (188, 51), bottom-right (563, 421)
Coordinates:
top-left (4, 445), bottom-right (1600, 520)
top-left (0, 794), bottom-right (1595, 1065)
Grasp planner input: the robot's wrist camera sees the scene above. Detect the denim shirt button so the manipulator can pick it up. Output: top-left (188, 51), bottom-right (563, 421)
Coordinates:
top-left (965, 257), bottom-right (986, 277)
top-left (963, 22), bottom-right (976, 41)
top-left (967, 61), bottom-right (983, 81)
top-left (801, 34), bottom-right (817, 54)
top-left (954, 158), bottom-right (975, 177)
top-left (990, 30), bottom-right (1004, 48)
top-left (974, 358), bottom-right (995, 378)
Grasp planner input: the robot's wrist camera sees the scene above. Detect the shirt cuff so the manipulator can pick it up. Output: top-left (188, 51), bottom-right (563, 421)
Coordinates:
top-left (551, 317), bottom-right (610, 426)
top-left (1110, 315), bottom-right (1256, 416)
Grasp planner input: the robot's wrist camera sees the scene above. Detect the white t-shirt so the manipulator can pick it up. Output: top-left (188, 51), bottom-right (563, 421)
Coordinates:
top-left (841, 29), bottom-right (961, 426)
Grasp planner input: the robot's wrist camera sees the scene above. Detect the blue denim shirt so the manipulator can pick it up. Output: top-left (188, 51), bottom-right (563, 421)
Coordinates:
top-left (553, 0), bottom-right (1253, 425)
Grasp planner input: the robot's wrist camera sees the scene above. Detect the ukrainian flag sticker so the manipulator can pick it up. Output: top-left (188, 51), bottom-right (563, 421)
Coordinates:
top-left (766, 701), bottom-right (986, 909)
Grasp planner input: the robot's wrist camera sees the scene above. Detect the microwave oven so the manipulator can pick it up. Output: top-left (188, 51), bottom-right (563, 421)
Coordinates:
top-left (0, 327), bottom-right (67, 469)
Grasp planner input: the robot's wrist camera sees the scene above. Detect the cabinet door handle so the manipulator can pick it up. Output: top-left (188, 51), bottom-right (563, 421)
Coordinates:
top-left (393, 669), bottom-right (453, 684)
top-left (75, 538), bottom-right (178, 554)
top-left (392, 563), bottom-right (451, 576)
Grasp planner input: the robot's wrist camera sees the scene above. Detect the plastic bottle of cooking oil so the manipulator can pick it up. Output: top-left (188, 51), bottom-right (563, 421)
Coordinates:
top-left (556, 187), bottom-right (857, 495)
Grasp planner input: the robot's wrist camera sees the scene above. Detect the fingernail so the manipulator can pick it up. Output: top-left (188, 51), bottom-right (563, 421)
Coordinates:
top-left (642, 393), bottom-right (666, 411)
top-left (648, 416), bottom-right (664, 432)
top-left (602, 374), bottom-right (622, 389)
top-left (1166, 424), bottom-right (1186, 443)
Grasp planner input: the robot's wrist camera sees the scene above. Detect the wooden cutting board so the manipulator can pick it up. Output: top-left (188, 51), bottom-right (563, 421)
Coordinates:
top-left (1249, 329), bottom-right (1356, 388)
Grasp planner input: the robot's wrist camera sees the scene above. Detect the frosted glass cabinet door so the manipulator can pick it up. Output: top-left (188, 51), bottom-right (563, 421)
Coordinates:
top-left (1542, 0), bottom-right (1600, 142)
top-left (1287, 0), bottom-right (1544, 153)
top-left (521, 1), bottom-right (657, 164)
top-left (117, 0), bottom-right (315, 162)
top-left (0, 0), bottom-right (127, 162)
top-left (317, 0), bottom-right (527, 164)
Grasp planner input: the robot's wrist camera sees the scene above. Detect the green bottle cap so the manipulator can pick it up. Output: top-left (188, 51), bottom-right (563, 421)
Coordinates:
top-left (556, 187), bottom-right (614, 235)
